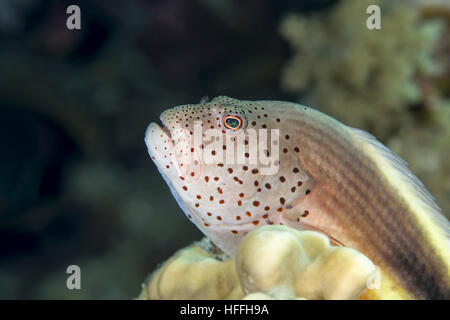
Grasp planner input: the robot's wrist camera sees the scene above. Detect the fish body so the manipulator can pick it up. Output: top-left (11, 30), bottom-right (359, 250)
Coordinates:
top-left (145, 96), bottom-right (450, 299)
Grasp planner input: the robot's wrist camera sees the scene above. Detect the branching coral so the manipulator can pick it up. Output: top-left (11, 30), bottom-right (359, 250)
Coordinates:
top-left (279, 0), bottom-right (444, 139)
top-left (139, 226), bottom-right (378, 300)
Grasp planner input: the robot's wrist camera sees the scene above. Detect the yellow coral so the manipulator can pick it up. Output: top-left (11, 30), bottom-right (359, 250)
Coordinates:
top-left (236, 225), bottom-right (378, 300)
top-left (242, 292), bottom-right (306, 300)
top-left (140, 226), bottom-right (379, 300)
top-left (138, 240), bottom-right (244, 300)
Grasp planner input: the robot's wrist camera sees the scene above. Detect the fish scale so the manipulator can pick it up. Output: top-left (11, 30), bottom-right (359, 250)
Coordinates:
top-left (145, 96), bottom-right (450, 299)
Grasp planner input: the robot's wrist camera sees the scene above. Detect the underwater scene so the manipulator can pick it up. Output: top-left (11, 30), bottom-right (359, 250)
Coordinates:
top-left (0, 0), bottom-right (449, 300)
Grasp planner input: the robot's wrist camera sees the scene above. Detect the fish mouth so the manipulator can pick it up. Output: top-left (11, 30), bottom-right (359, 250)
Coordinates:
top-left (147, 117), bottom-right (173, 142)
top-left (145, 122), bottom-right (170, 143)
top-left (161, 126), bottom-right (172, 139)
top-left (144, 121), bottom-right (176, 169)
top-left (159, 120), bottom-right (172, 140)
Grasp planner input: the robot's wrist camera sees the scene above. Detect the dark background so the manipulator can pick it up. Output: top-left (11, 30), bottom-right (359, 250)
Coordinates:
top-left (0, 0), bottom-right (448, 299)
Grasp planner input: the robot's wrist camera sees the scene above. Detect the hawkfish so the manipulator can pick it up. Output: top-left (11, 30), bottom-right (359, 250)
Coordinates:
top-left (145, 96), bottom-right (450, 299)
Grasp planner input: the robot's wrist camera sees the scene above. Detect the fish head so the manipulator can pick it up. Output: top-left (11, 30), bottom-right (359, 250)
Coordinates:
top-left (145, 96), bottom-right (314, 256)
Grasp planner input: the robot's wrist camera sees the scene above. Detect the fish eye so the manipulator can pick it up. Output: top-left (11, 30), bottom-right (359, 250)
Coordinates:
top-left (223, 114), bottom-right (243, 131)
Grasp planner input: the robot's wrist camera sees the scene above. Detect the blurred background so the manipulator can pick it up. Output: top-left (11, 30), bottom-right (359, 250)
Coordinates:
top-left (0, 0), bottom-right (449, 299)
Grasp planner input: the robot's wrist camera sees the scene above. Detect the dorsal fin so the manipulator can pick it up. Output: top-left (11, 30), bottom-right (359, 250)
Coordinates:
top-left (348, 127), bottom-right (449, 242)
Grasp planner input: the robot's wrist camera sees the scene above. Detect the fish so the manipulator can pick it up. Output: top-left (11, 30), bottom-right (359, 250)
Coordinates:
top-left (145, 96), bottom-right (450, 299)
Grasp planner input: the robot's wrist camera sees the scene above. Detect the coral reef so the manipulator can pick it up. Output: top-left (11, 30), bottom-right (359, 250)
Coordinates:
top-left (138, 238), bottom-right (243, 300)
top-left (280, 0), bottom-right (444, 139)
top-left (1, 0), bottom-right (448, 299)
top-left (139, 226), bottom-right (378, 300)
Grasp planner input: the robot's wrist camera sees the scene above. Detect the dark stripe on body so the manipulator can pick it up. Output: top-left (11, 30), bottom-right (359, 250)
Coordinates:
top-left (286, 113), bottom-right (449, 299)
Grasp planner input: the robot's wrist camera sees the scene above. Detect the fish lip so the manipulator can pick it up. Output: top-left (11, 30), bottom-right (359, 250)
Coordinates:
top-left (145, 121), bottom-right (175, 163)
top-left (159, 113), bottom-right (173, 140)
top-left (147, 121), bottom-right (172, 144)
top-left (156, 116), bottom-right (172, 140)
top-left (160, 124), bottom-right (172, 140)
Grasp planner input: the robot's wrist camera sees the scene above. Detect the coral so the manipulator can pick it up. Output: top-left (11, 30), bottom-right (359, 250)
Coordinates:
top-left (138, 238), bottom-right (244, 300)
top-left (236, 226), bottom-right (378, 299)
top-left (139, 225), bottom-right (378, 300)
top-left (241, 292), bottom-right (306, 300)
top-left (279, 0), bottom-right (444, 139)
top-left (242, 293), bottom-right (276, 300)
